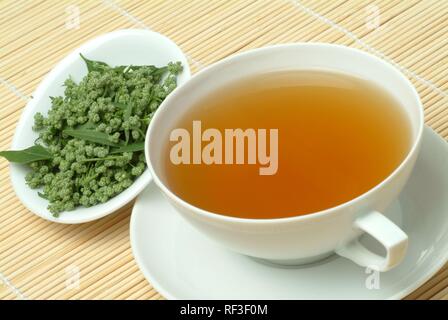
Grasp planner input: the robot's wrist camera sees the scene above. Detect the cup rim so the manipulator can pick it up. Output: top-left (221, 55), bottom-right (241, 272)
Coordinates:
top-left (145, 42), bottom-right (424, 224)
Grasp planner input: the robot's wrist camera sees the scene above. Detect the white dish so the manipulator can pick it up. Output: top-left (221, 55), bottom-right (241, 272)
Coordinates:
top-left (9, 29), bottom-right (191, 224)
top-left (131, 127), bottom-right (448, 299)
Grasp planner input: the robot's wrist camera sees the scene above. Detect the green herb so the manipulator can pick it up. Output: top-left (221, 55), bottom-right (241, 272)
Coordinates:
top-left (0, 54), bottom-right (183, 216)
top-left (63, 128), bottom-right (120, 147)
top-left (38, 192), bottom-right (48, 199)
top-left (79, 53), bottom-right (109, 73)
top-left (119, 102), bottom-right (132, 145)
top-left (0, 145), bottom-right (52, 164)
top-left (76, 121), bottom-right (96, 130)
top-left (110, 142), bottom-right (145, 154)
top-left (79, 155), bottom-right (124, 162)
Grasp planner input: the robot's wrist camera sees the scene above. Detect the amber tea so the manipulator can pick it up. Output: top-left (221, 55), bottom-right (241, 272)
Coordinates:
top-left (163, 70), bottom-right (412, 219)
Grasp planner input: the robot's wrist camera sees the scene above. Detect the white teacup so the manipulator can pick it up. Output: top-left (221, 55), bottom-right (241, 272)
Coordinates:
top-left (145, 43), bottom-right (424, 272)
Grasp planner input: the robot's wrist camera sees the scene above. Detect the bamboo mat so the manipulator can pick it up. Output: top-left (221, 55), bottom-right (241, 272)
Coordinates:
top-left (0, 0), bottom-right (447, 300)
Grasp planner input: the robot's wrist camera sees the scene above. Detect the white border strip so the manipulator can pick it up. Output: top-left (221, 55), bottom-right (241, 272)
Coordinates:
top-left (290, 0), bottom-right (448, 98)
top-left (0, 0), bottom-right (447, 300)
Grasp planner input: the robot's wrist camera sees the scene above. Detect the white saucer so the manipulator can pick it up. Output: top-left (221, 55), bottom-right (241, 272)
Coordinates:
top-left (130, 127), bottom-right (448, 299)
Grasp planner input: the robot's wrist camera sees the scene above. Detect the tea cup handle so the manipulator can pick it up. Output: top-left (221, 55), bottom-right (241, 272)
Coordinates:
top-left (335, 211), bottom-right (408, 272)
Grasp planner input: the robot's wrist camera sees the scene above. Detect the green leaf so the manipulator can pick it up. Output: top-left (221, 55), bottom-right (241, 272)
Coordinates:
top-left (112, 65), bottom-right (127, 73)
top-left (63, 128), bottom-right (119, 147)
top-left (113, 65), bottom-right (137, 74)
top-left (110, 141), bottom-right (144, 154)
top-left (38, 192), bottom-right (48, 199)
top-left (79, 53), bottom-right (109, 73)
top-left (0, 145), bottom-right (52, 164)
top-left (76, 121), bottom-right (96, 130)
top-left (152, 66), bottom-right (168, 82)
top-left (113, 102), bottom-right (128, 110)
